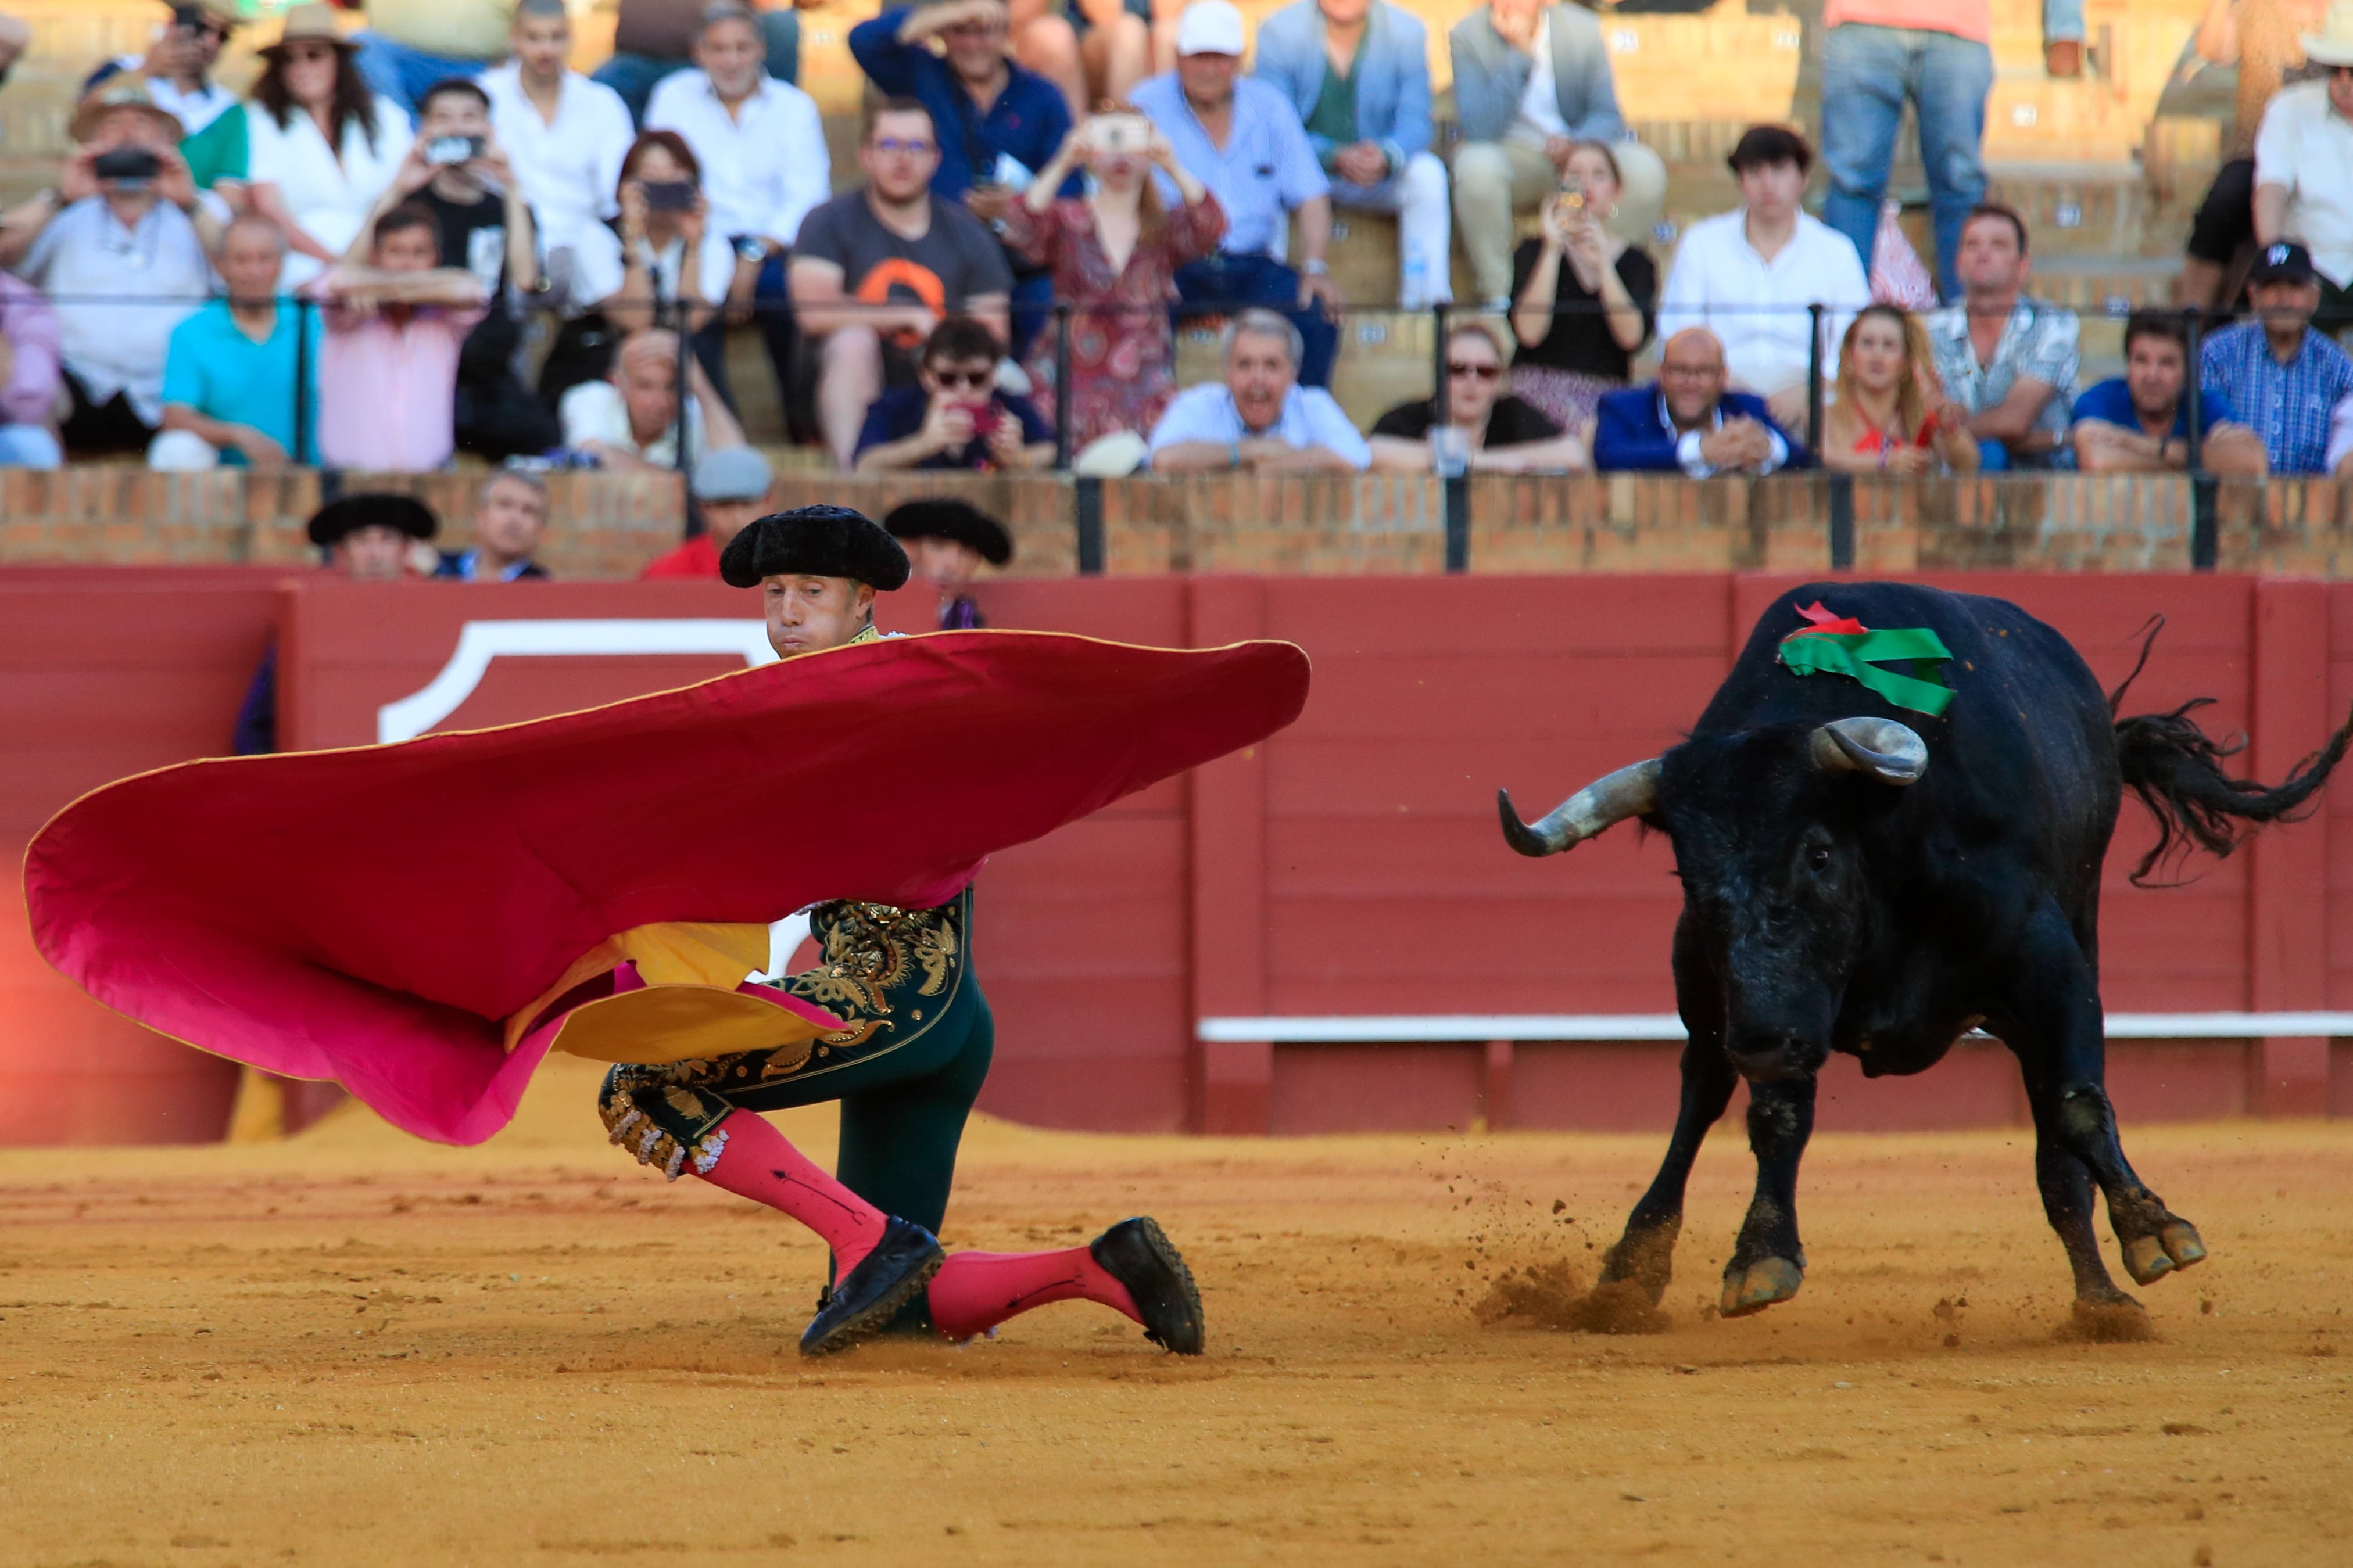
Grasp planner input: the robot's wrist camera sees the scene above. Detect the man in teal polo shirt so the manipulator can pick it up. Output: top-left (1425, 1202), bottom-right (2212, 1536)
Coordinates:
top-left (148, 213), bottom-right (320, 469)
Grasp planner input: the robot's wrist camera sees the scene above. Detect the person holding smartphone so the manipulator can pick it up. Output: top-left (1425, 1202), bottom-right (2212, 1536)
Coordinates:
top-left (851, 313), bottom-right (1052, 471)
top-left (83, 2), bottom-right (242, 139)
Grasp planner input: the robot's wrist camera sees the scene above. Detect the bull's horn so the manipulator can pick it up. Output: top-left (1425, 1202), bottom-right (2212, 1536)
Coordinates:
top-left (1498, 759), bottom-right (1663, 857)
top-left (1810, 717), bottom-right (1929, 785)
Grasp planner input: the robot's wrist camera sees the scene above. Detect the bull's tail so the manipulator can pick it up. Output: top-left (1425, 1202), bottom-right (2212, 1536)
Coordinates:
top-left (2114, 698), bottom-right (2353, 885)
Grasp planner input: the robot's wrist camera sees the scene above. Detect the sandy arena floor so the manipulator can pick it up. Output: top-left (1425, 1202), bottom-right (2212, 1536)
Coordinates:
top-left (0, 1055), bottom-right (2347, 1567)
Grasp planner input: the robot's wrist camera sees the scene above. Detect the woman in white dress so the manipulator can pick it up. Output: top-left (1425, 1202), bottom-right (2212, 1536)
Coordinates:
top-left (242, 3), bottom-right (411, 289)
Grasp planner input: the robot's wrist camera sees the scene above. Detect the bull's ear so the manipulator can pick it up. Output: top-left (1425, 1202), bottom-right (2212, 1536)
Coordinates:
top-left (1810, 718), bottom-right (1928, 785)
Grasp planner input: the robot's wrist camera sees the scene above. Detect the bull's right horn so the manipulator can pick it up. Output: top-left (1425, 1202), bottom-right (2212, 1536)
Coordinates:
top-left (1498, 759), bottom-right (1663, 857)
top-left (1810, 717), bottom-right (1929, 785)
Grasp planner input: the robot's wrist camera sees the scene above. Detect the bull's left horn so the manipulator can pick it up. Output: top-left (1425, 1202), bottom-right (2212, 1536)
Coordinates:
top-left (1810, 717), bottom-right (1929, 785)
top-left (1498, 758), bottom-right (1663, 857)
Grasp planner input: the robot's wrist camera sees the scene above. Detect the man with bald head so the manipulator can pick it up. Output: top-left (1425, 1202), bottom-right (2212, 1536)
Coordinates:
top-left (1593, 326), bottom-right (1803, 476)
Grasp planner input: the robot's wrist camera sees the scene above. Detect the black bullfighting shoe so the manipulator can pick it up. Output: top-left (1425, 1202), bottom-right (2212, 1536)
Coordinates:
top-left (1090, 1216), bottom-right (1204, 1355)
top-left (800, 1217), bottom-right (946, 1358)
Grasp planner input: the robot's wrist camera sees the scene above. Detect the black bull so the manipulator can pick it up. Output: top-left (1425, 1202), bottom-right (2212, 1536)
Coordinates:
top-left (1499, 583), bottom-right (2352, 1327)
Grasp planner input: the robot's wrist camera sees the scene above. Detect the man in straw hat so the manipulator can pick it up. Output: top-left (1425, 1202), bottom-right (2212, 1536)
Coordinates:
top-left (2254, 1), bottom-right (2353, 333)
top-left (595, 503), bottom-right (1205, 1358)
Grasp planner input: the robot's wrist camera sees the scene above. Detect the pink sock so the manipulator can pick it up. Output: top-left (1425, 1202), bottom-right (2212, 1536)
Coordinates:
top-left (923, 1247), bottom-right (1142, 1341)
top-left (696, 1111), bottom-right (888, 1274)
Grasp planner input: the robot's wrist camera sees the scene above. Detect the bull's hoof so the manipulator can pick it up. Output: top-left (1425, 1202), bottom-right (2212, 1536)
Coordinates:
top-left (2122, 1220), bottom-right (2206, 1286)
top-left (2161, 1222), bottom-right (2207, 1270)
top-left (2057, 1292), bottom-right (2155, 1344)
top-left (1719, 1257), bottom-right (1804, 1318)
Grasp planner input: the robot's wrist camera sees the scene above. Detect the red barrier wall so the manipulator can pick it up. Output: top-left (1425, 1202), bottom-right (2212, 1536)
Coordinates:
top-left (6, 568), bottom-right (2350, 1142)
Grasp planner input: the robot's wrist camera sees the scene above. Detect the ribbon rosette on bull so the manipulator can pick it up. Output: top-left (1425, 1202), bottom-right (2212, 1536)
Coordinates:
top-left (1775, 601), bottom-right (1956, 717)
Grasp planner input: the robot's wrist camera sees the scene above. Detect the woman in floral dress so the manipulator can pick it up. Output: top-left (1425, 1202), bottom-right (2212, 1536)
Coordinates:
top-left (1002, 107), bottom-right (1224, 454)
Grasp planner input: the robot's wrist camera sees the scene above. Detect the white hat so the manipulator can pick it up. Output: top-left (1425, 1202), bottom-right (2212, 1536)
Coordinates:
top-left (2304, 1), bottom-right (2353, 67)
top-left (1175, 1), bottom-right (1245, 58)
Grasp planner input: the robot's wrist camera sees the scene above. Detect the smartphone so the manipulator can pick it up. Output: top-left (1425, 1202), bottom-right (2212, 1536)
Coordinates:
top-left (427, 135), bottom-right (485, 166)
top-left (642, 180), bottom-right (696, 212)
top-left (93, 147), bottom-right (161, 183)
top-left (966, 402), bottom-right (1002, 439)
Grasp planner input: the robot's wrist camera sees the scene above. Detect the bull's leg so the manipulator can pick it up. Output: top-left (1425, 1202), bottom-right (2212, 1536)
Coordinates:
top-left (1598, 915), bottom-right (1738, 1307)
top-left (1719, 1075), bottom-right (1815, 1316)
top-left (2015, 1070), bottom-right (2139, 1309)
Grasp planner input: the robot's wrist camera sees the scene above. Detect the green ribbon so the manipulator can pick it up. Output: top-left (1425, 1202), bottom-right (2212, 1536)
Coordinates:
top-left (1778, 627), bottom-right (1956, 717)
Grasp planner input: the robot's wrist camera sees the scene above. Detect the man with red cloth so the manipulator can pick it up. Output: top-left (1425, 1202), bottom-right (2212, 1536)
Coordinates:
top-left (600, 503), bottom-right (1202, 1357)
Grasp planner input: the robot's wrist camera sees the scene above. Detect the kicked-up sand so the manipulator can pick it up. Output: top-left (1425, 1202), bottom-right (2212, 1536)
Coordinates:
top-left (0, 1054), bottom-right (2347, 1566)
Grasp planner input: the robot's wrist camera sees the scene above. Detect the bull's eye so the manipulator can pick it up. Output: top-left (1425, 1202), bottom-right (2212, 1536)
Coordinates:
top-left (1808, 846), bottom-right (1832, 871)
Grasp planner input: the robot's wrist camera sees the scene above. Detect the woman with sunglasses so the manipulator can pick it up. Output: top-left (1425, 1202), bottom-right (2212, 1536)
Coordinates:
top-left (241, 4), bottom-right (411, 288)
top-left (1368, 318), bottom-right (1589, 472)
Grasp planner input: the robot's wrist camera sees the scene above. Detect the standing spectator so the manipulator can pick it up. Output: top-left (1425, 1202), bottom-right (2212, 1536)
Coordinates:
top-left (2199, 242), bottom-right (2353, 473)
top-left (481, 0), bottom-right (636, 265)
top-left (0, 271), bottom-right (61, 468)
top-left (2253, 5), bottom-right (2353, 331)
top-left (883, 497), bottom-right (1013, 629)
top-left (789, 101), bottom-right (1013, 468)
top-left (1, 83), bottom-right (217, 457)
top-left (244, 5), bottom-right (413, 289)
top-left (1592, 326), bottom-right (1802, 476)
top-left (1925, 203), bottom-right (2078, 469)
top-left (1133, 1), bottom-right (1341, 388)
top-left (1507, 140), bottom-right (1655, 434)
top-left (560, 326), bottom-right (746, 470)
top-left (2179, 0), bottom-right (2327, 313)
top-left (1817, 0), bottom-right (1995, 302)
top-left (352, 0), bottom-right (516, 115)
top-left (597, 0), bottom-right (809, 126)
top-left (1254, 0), bottom-right (1449, 310)
top-left (311, 202), bottom-right (489, 471)
top-left (557, 132), bottom-right (736, 400)
top-left (642, 444), bottom-right (773, 577)
top-left (1821, 304), bottom-right (1979, 474)
top-left (151, 214), bottom-right (320, 469)
top-left (2071, 310), bottom-right (2269, 475)
top-left (853, 314), bottom-right (1054, 472)
top-left (85, 2), bottom-right (242, 138)
top-left (1147, 307), bottom-right (1369, 470)
top-left (1448, 0), bottom-right (1664, 311)
top-left (1368, 318), bottom-right (1586, 471)
top-left (645, 1), bottom-right (828, 414)
top-left (1005, 109), bottom-right (1224, 454)
top-left (436, 467), bottom-right (552, 580)
top-left (2044, 0), bottom-right (2085, 76)
top-left (1655, 125), bottom-right (1870, 430)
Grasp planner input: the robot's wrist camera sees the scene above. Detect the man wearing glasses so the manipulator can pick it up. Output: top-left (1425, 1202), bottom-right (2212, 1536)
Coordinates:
top-left (790, 99), bottom-right (1014, 468)
top-left (84, 2), bottom-right (241, 138)
top-left (853, 314), bottom-right (1052, 471)
top-left (2253, 5), bottom-right (2353, 334)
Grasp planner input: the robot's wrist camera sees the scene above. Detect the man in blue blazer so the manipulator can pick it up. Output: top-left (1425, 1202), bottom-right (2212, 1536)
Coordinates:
top-left (1253, 0), bottom-right (1449, 308)
top-left (1593, 327), bottom-right (1807, 475)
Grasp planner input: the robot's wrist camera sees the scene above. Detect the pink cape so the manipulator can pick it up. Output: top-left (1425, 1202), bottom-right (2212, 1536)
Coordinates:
top-left (23, 631), bottom-right (1310, 1144)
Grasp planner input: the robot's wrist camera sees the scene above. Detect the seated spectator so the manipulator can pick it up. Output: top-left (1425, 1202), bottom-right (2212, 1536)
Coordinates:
top-left (85, 2), bottom-right (242, 139)
top-left (646, 2), bottom-right (828, 415)
top-left (1448, 0), bottom-right (1666, 310)
top-left (2252, 5), bottom-right (2353, 331)
top-left (1254, 0), bottom-right (1449, 310)
top-left (790, 101), bottom-right (1014, 467)
top-left (482, 0), bottom-right (636, 264)
top-left (1007, 110), bottom-right (1224, 458)
top-left (1369, 318), bottom-right (1586, 471)
top-left (312, 202), bottom-right (490, 471)
top-left (2071, 309), bottom-right (2269, 475)
top-left (553, 132), bottom-right (737, 403)
top-left (0, 271), bottom-right (61, 469)
top-left (436, 467), bottom-right (553, 580)
top-left (1133, 1), bottom-right (1341, 389)
top-left (1508, 141), bottom-right (1656, 433)
top-left (244, 5), bottom-right (413, 289)
top-left (353, 0), bottom-right (514, 115)
top-left (1656, 125), bottom-right (1871, 430)
top-left (854, 315), bottom-right (1054, 471)
top-left (642, 444), bottom-right (773, 577)
top-left (1, 82), bottom-right (216, 457)
top-left (597, 0), bottom-right (808, 126)
top-left (1821, 304), bottom-right (1979, 475)
top-left (883, 497), bottom-right (1013, 629)
top-left (560, 326), bottom-right (746, 470)
top-left (1014, 0), bottom-right (1154, 121)
top-left (1147, 307), bottom-right (1369, 470)
top-left (2176, 0), bottom-right (2321, 314)
top-left (851, 1), bottom-right (1077, 357)
top-left (1593, 326), bottom-right (1803, 476)
top-left (2198, 242), bottom-right (2353, 473)
top-left (1925, 204), bottom-right (2077, 471)
top-left (151, 214), bottom-right (320, 469)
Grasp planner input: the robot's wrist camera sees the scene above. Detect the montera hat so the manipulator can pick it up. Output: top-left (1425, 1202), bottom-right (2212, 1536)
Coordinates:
top-left (307, 492), bottom-right (439, 547)
top-left (719, 505), bottom-right (911, 591)
top-left (882, 497), bottom-right (1013, 568)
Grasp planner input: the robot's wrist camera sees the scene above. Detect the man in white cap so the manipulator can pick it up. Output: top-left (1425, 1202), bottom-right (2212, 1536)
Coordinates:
top-left (642, 444), bottom-right (775, 578)
top-left (1131, 0), bottom-right (1342, 388)
top-left (2253, 1), bottom-right (2353, 333)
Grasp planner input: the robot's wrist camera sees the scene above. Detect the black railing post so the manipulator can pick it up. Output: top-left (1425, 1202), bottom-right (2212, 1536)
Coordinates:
top-left (291, 293), bottom-right (311, 465)
top-left (1052, 304), bottom-right (1073, 471)
top-left (1806, 303), bottom-right (1826, 460)
top-left (1074, 474), bottom-right (1104, 575)
top-left (1431, 302), bottom-right (1449, 424)
top-left (2184, 306), bottom-right (2217, 570)
top-left (1828, 471), bottom-right (1855, 570)
top-left (2183, 306), bottom-right (2204, 475)
top-left (670, 296), bottom-right (695, 538)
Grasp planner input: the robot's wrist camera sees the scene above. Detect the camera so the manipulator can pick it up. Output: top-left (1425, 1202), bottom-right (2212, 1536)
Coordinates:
top-left (642, 180), bottom-right (696, 213)
top-left (92, 147), bottom-right (162, 185)
top-left (1089, 114), bottom-right (1148, 155)
top-left (427, 135), bottom-right (485, 166)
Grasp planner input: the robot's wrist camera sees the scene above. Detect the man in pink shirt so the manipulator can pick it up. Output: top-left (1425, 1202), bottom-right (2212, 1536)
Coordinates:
top-left (311, 202), bottom-right (488, 471)
top-left (0, 271), bottom-right (62, 468)
top-left (1818, 1), bottom-right (1993, 303)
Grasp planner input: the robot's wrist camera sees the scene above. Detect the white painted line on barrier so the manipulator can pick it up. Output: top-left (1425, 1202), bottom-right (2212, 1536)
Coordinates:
top-left (377, 619), bottom-right (775, 744)
top-left (1196, 1011), bottom-right (2353, 1043)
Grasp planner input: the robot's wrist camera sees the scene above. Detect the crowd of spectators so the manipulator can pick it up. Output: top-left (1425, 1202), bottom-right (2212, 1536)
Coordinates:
top-left (1, 0), bottom-right (2350, 523)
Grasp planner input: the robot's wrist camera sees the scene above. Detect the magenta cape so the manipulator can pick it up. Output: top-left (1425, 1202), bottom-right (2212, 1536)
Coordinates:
top-left (24, 631), bottom-right (1310, 1144)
